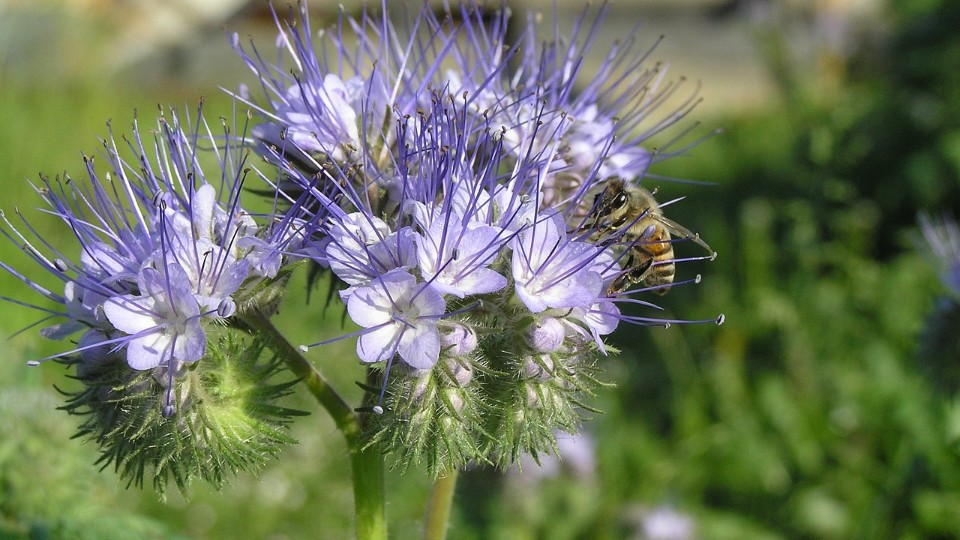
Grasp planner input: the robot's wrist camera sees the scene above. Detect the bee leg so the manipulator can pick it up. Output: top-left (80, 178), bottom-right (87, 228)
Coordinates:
top-left (607, 248), bottom-right (654, 295)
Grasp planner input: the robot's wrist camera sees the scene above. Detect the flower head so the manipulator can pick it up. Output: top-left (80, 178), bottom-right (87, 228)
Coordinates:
top-left (103, 263), bottom-right (206, 370)
top-left (511, 213), bottom-right (608, 313)
top-left (239, 1), bottom-right (721, 474)
top-left (0, 106), bottom-right (303, 413)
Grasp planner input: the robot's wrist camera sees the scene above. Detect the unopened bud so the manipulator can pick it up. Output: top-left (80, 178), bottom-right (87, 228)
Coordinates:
top-left (441, 324), bottom-right (478, 357)
top-left (526, 317), bottom-right (565, 353)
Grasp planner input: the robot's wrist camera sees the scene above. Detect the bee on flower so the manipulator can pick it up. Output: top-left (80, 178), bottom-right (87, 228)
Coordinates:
top-left (232, 1), bottom-right (722, 473)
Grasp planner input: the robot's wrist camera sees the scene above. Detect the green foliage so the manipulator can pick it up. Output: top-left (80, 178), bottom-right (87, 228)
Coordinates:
top-left (0, 390), bottom-right (178, 539)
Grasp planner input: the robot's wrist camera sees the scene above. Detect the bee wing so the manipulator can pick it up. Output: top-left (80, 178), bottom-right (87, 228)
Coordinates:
top-left (652, 214), bottom-right (715, 254)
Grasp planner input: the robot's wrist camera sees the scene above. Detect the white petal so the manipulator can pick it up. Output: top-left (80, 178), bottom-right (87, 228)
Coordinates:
top-left (347, 285), bottom-right (393, 327)
top-left (191, 184), bottom-right (218, 241)
top-left (80, 242), bottom-right (126, 277)
top-left (541, 270), bottom-right (602, 309)
top-left (357, 325), bottom-right (401, 364)
top-left (104, 295), bottom-right (159, 335)
top-left (125, 332), bottom-right (171, 370)
top-left (515, 282), bottom-right (548, 313)
top-left (440, 268), bottom-right (507, 297)
top-left (412, 283), bottom-right (446, 318)
top-left (584, 301), bottom-right (620, 336)
top-left (398, 325), bottom-right (441, 369)
top-left (213, 259), bottom-right (249, 298)
top-left (174, 321), bottom-right (206, 362)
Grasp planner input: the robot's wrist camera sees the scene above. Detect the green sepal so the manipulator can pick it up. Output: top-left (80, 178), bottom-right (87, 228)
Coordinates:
top-left (365, 356), bottom-right (491, 477)
top-left (480, 348), bottom-right (605, 469)
top-left (233, 259), bottom-right (304, 317)
top-left (57, 331), bottom-right (305, 497)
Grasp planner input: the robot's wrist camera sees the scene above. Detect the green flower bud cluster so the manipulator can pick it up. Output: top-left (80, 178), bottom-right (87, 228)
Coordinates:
top-left (59, 334), bottom-right (305, 496)
top-left (365, 291), bottom-right (607, 477)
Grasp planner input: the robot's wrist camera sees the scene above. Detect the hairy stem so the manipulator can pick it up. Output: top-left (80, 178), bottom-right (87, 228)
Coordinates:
top-left (241, 310), bottom-right (356, 434)
top-left (240, 310), bottom-right (386, 540)
top-left (351, 437), bottom-right (388, 540)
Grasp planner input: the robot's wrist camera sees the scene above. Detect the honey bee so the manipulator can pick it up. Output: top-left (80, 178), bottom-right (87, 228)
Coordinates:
top-left (585, 177), bottom-right (714, 295)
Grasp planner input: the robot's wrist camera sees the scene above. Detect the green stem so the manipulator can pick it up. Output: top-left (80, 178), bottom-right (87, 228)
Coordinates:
top-left (241, 310), bottom-right (355, 434)
top-left (423, 470), bottom-right (459, 540)
top-left (240, 310), bottom-right (386, 540)
top-left (351, 437), bottom-right (388, 540)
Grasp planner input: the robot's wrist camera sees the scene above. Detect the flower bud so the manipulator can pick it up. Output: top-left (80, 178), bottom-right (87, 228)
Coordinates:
top-left (526, 317), bottom-right (565, 353)
top-left (441, 324), bottom-right (478, 357)
top-left (446, 357), bottom-right (474, 386)
top-left (522, 354), bottom-right (556, 380)
top-left (59, 333), bottom-right (303, 495)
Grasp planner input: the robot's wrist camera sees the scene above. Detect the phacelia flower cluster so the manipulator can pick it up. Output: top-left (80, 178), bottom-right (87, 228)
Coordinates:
top-left (0, 106), bottom-right (307, 492)
top-left (0, 1), bottom-right (722, 488)
top-left (234, 2), bottom-right (721, 472)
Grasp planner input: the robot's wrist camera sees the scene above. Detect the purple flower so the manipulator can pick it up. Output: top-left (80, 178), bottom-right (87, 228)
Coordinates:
top-left (512, 213), bottom-right (605, 313)
top-left (103, 263), bottom-right (205, 370)
top-left (232, 5), bottom-right (400, 163)
top-left (268, 73), bottom-right (365, 160)
top-left (234, 1), bottom-right (722, 474)
top-left (415, 216), bottom-right (507, 298)
top-left (347, 269), bottom-right (446, 369)
top-left (237, 2), bottom-right (720, 420)
top-left (325, 213), bottom-right (417, 293)
top-left (921, 213), bottom-right (960, 296)
top-left (161, 184), bottom-right (251, 311)
top-left (1, 108), bottom-right (297, 379)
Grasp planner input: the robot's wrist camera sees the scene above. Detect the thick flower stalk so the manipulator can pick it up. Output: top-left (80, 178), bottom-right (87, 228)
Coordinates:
top-left (0, 106), bottom-right (306, 493)
top-left (237, 1), bottom-right (722, 475)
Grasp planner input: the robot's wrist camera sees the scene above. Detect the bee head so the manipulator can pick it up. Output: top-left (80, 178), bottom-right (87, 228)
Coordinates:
top-left (591, 177), bottom-right (629, 218)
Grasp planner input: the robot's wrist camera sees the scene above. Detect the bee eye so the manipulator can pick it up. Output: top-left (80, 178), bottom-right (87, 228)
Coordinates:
top-left (615, 194), bottom-right (627, 207)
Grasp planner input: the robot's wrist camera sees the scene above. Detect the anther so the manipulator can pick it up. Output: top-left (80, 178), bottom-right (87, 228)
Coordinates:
top-left (216, 298), bottom-right (236, 318)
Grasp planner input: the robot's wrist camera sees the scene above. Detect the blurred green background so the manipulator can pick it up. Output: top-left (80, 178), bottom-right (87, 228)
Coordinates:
top-left (3, 0), bottom-right (960, 538)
